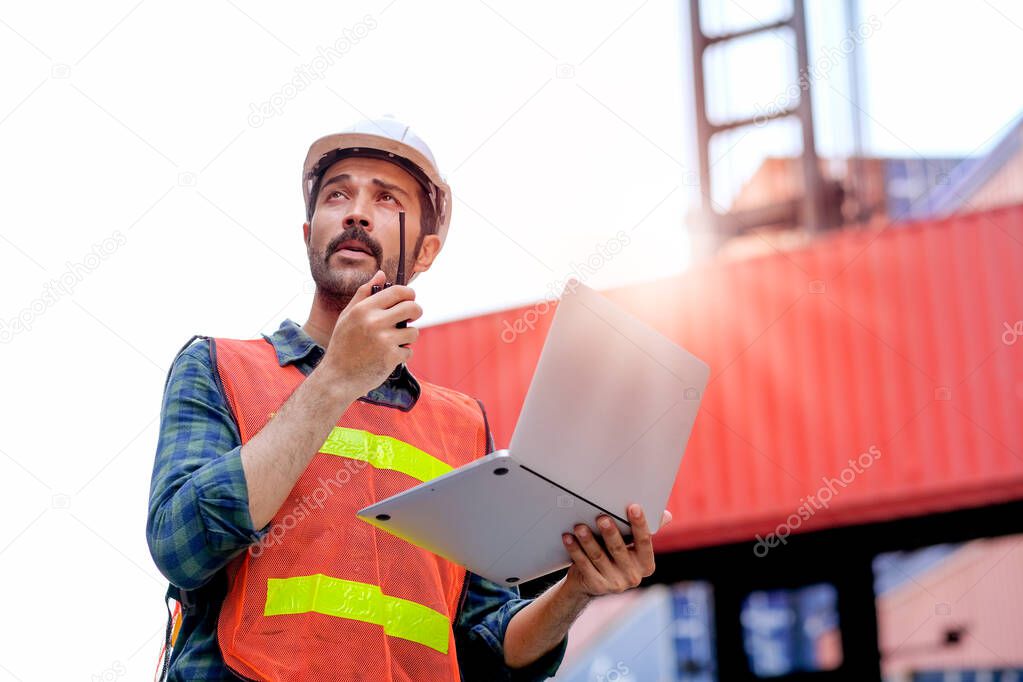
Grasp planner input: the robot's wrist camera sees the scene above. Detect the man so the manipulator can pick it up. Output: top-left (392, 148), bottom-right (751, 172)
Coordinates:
top-left (146, 117), bottom-right (671, 681)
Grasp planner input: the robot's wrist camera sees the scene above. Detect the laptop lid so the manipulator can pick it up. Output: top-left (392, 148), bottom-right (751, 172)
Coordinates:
top-left (507, 280), bottom-right (709, 532)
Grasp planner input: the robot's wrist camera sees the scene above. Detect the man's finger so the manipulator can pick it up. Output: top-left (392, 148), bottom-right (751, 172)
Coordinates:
top-left (369, 282), bottom-right (416, 309)
top-left (348, 270), bottom-right (386, 308)
top-left (597, 515), bottom-right (640, 587)
top-left (596, 516), bottom-right (632, 566)
top-left (563, 533), bottom-right (605, 588)
top-left (382, 300), bottom-right (423, 327)
top-left (628, 504), bottom-right (656, 576)
top-left (660, 509), bottom-right (673, 528)
top-left (573, 524), bottom-right (616, 577)
top-left (339, 270), bottom-right (388, 316)
top-left (390, 325), bottom-right (419, 349)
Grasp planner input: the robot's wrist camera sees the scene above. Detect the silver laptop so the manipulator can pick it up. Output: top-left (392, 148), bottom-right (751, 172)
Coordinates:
top-left (357, 280), bottom-right (709, 585)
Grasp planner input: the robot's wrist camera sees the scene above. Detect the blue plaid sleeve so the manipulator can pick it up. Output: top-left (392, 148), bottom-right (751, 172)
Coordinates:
top-left (455, 572), bottom-right (568, 681)
top-left (146, 336), bottom-right (269, 590)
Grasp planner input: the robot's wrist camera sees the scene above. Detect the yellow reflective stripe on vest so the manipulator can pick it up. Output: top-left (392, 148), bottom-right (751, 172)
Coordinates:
top-left (318, 427), bottom-right (453, 482)
top-left (265, 573), bottom-right (450, 653)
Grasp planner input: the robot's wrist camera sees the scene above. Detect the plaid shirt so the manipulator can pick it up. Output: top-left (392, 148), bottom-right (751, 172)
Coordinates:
top-left (146, 319), bottom-right (567, 681)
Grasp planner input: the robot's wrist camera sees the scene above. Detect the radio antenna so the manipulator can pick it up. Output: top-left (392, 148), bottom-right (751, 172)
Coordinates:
top-left (396, 210), bottom-right (406, 286)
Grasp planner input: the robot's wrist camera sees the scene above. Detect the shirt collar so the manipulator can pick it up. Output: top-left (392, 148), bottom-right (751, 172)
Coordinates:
top-left (261, 318), bottom-right (421, 411)
top-left (261, 318), bottom-right (322, 367)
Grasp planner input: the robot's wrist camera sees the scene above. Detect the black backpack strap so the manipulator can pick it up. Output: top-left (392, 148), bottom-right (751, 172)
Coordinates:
top-left (158, 584), bottom-right (180, 682)
top-left (475, 398), bottom-right (495, 454)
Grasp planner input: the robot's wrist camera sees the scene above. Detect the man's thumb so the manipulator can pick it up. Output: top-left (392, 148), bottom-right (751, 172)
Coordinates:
top-left (350, 270), bottom-right (386, 306)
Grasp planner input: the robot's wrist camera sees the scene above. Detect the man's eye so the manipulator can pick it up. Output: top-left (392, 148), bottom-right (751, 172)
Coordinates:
top-left (327, 190), bottom-right (346, 200)
top-left (380, 193), bottom-right (397, 203)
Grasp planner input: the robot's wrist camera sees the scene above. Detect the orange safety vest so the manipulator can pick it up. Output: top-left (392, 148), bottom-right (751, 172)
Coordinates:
top-left (211, 337), bottom-right (487, 682)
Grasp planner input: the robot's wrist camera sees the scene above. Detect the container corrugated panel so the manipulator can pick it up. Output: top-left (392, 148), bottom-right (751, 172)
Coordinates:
top-left (408, 204), bottom-right (1023, 552)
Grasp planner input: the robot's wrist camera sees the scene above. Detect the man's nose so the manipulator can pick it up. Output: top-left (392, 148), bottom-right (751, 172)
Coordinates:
top-left (342, 189), bottom-right (375, 229)
top-left (343, 212), bottom-right (371, 230)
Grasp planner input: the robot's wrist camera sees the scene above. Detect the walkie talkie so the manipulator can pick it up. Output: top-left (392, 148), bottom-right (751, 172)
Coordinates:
top-left (371, 210), bottom-right (408, 380)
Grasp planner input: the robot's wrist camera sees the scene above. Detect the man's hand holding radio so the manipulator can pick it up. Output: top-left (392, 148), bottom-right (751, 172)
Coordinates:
top-left (320, 269), bottom-right (422, 398)
top-left (240, 269), bottom-right (422, 529)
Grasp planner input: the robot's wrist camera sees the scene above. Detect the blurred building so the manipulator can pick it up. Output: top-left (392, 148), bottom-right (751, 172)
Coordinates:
top-left (717, 110), bottom-right (1023, 261)
top-left (875, 536), bottom-right (1023, 681)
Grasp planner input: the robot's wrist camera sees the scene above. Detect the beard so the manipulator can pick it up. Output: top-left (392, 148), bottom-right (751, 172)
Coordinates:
top-left (307, 226), bottom-right (417, 314)
top-left (309, 251), bottom-right (402, 313)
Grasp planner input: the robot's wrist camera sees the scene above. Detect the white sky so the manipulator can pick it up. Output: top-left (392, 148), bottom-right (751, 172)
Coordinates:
top-left (2, 1), bottom-right (1023, 679)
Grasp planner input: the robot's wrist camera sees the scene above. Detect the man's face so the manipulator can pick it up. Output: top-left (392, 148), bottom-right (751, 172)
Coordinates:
top-left (304, 155), bottom-right (440, 306)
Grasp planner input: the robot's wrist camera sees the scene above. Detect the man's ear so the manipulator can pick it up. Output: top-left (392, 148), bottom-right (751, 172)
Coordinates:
top-left (411, 234), bottom-right (442, 277)
top-left (303, 222), bottom-right (311, 245)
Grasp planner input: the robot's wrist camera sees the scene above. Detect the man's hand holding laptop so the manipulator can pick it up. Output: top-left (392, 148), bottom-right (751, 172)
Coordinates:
top-left (502, 504), bottom-right (674, 669)
top-left (562, 504), bottom-right (673, 597)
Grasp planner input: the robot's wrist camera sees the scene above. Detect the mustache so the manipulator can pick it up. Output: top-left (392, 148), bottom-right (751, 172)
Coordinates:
top-left (325, 227), bottom-right (382, 263)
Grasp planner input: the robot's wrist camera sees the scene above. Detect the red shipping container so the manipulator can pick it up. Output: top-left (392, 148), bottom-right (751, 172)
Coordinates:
top-left (408, 204), bottom-right (1023, 552)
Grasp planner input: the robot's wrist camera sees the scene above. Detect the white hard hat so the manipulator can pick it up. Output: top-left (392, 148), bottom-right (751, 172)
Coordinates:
top-left (302, 117), bottom-right (452, 246)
